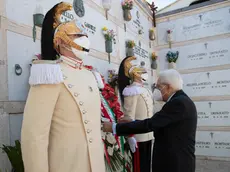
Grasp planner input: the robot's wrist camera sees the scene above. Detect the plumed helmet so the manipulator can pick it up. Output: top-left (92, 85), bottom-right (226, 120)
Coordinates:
top-left (41, 2), bottom-right (89, 60)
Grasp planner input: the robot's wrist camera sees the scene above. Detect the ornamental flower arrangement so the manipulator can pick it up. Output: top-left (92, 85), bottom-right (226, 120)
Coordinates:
top-left (83, 66), bottom-right (132, 171)
top-left (108, 69), bottom-right (118, 91)
top-left (101, 77), bottom-right (132, 172)
top-left (121, 0), bottom-right (134, 21)
top-left (149, 28), bottom-right (155, 41)
top-left (151, 52), bottom-right (158, 69)
top-left (166, 51), bottom-right (179, 69)
top-left (126, 40), bottom-right (135, 56)
top-left (167, 29), bottom-right (172, 48)
top-left (102, 27), bottom-right (116, 63)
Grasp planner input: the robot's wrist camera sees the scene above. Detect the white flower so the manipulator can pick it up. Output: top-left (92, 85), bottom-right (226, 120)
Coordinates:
top-left (107, 146), bottom-right (114, 156)
top-left (101, 131), bottom-right (106, 140)
top-left (114, 144), bottom-right (119, 151)
top-left (106, 133), bottom-right (117, 144)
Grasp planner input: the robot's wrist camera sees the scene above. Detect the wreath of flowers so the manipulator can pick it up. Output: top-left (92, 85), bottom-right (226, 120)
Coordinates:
top-left (85, 66), bottom-right (132, 172)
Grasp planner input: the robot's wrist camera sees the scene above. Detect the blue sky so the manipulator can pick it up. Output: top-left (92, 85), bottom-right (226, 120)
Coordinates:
top-left (146, 0), bottom-right (177, 9)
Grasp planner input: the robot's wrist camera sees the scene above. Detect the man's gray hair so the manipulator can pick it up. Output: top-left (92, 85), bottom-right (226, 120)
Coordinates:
top-left (158, 69), bottom-right (183, 90)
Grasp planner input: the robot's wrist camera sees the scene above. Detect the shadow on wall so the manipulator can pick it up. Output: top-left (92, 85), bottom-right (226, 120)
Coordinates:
top-left (189, 0), bottom-right (210, 6)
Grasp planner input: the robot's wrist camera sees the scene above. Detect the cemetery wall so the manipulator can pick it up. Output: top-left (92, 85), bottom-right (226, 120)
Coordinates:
top-left (156, 1), bottom-right (230, 171)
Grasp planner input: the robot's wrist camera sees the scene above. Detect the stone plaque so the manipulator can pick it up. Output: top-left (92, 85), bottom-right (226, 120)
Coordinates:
top-left (159, 37), bottom-right (230, 70)
top-left (182, 69), bottom-right (230, 97)
top-left (157, 6), bottom-right (230, 45)
top-left (75, 4), bottom-right (118, 57)
top-left (126, 6), bottom-right (152, 41)
top-left (7, 31), bottom-right (40, 101)
top-left (134, 45), bottom-right (149, 59)
top-left (195, 101), bottom-right (230, 126)
top-left (196, 131), bottom-right (230, 158)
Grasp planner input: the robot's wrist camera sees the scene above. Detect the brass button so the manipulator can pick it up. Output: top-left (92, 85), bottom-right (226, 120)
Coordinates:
top-left (79, 101), bottom-right (84, 105)
top-left (87, 129), bottom-right (91, 134)
top-left (68, 84), bottom-right (73, 88)
top-left (74, 93), bottom-right (79, 97)
top-left (82, 110), bottom-right (86, 114)
top-left (84, 120), bottom-right (88, 124)
top-left (89, 138), bottom-right (93, 143)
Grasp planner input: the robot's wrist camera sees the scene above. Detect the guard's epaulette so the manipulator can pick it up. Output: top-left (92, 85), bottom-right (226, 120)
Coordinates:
top-left (122, 85), bottom-right (144, 97)
top-left (29, 60), bottom-right (63, 85)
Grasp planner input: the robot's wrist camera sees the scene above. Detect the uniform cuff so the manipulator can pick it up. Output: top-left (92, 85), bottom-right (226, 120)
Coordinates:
top-left (112, 123), bottom-right (117, 135)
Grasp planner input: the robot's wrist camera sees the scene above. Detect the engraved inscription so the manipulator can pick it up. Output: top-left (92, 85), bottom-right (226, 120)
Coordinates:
top-left (195, 101), bottom-right (230, 126)
top-left (157, 6), bottom-right (230, 44)
top-left (158, 38), bottom-right (230, 70)
top-left (196, 131), bottom-right (230, 158)
top-left (182, 69), bottom-right (230, 97)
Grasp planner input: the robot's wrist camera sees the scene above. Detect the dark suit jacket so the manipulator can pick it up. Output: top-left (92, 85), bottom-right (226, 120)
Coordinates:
top-left (116, 90), bottom-right (197, 172)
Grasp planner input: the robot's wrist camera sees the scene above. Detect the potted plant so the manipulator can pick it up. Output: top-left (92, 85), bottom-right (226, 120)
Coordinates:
top-left (167, 29), bottom-right (172, 48)
top-left (1, 140), bottom-right (24, 172)
top-left (151, 52), bottom-right (158, 69)
top-left (121, 0), bottom-right (134, 21)
top-left (166, 51), bottom-right (179, 69)
top-left (102, 26), bottom-right (116, 63)
top-left (126, 40), bottom-right (135, 56)
top-left (149, 28), bottom-right (155, 41)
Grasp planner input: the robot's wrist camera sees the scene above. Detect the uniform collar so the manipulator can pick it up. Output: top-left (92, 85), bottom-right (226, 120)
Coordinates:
top-left (60, 55), bottom-right (83, 69)
top-left (132, 82), bottom-right (143, 87)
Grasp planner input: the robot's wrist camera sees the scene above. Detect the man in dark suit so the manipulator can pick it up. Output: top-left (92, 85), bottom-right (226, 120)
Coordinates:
top-left (103, 69), bottom-right (197, 172)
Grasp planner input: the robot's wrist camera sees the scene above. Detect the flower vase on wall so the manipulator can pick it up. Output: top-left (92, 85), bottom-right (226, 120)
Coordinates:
top-left (123, 9), bottom-right (132, 21)
top-left (149, 29), bottom-right (155, 41)
top-left (126, 48), bottom-right (134, 56)
top-left (167, 30), bottom-right (172, 48)
top-left (168, 62), bottom-right (176, 69)
top-left (151, 60), bottom-right (157, 69)
top-left (105, 40), bottom-right (113, 63)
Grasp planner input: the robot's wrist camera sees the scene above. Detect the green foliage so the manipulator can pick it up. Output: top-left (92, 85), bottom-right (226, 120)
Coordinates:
top-left (166, 51), bottom-right (179, 63)
top-left (1, 140), bottom-right (24, 172)
top-left (126, 40), bottom-right (135, 48)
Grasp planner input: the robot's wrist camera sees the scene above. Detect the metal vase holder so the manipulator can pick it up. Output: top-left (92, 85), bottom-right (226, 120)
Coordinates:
top-left (151, 60), bottom-right (157, 69)
top-left (105, 40), bottom-right (113, 63)
top-left (126, 48), bottom-right (134, 56)
top-left (123, 9), bottom-right (132, 21)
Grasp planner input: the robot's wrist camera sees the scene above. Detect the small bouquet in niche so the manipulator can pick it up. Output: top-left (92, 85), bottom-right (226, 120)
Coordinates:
top-left (126, 40), bottom-right (135, 56)
top-left (166, 51), bottom-right (179, 69)
top-left (108, 69), bottom-right (118, 91)
top-left (102, 27), bottom-right (116, 63)
top-left (151, 52), bottom-right (158, 69)
top-left (121, 0), bottom-right (134, 21)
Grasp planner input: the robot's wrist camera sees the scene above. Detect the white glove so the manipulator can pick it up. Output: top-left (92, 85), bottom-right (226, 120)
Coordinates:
top-left (128, 137), bottom-right (138, 153)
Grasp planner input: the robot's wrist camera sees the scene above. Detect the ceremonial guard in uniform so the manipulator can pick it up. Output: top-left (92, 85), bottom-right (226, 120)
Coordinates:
top-left (21, 2), bottom-right (105, 172)
top-left (118, 56), bottom-right (155, 172)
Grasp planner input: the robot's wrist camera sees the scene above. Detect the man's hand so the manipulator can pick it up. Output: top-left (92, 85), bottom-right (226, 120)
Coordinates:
top-left (118, 116), bottom-right (133, 123)
top-left (102, 122), bottom-right (113, 133)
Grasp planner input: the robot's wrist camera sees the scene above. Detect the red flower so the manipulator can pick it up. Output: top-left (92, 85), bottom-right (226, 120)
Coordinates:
top-left (84, 65), bottom-right (93, 70)
top-left (101, 83), bottom-right (123, 120)
top-left (167, 30), bottom-right (171, 34)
